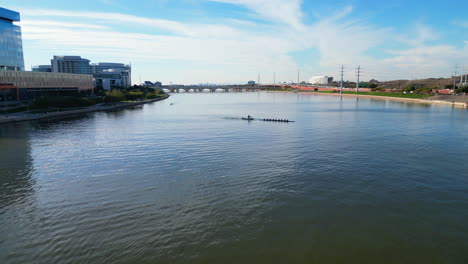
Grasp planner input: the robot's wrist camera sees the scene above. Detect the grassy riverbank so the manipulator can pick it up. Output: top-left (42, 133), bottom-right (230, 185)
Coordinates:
top-left (311, 90), bottom-right (432, 99)
top-left (264, 89), bottom-right (468, 107)
top-left (264, 88), bottom-right (432, 99)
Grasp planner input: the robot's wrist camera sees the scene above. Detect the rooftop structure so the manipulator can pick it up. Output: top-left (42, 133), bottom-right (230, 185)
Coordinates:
top-left (0, 7), bottom-right (20, 22)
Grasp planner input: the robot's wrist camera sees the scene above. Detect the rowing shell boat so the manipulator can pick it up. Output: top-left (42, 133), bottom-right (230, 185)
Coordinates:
top-left (242, 117), bottom-right (294, 122)
top-left (261, 119), bottom-right (295, 123)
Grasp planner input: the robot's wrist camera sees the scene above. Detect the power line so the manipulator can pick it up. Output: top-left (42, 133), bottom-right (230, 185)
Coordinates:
top-left (355, 65), bottom-right (361, 93)
top-left (463, 67), bottom-right (468, 85)
top-left (339, 65), bottom-right (344, 94)
top-left (453, 64), bottom-right (459, 91)
top-left (461, 65), bottom-right (465, 85)
top-left (297, 69), bottom-right (300, 93)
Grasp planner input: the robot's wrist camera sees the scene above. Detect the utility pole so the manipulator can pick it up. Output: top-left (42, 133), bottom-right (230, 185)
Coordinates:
top-left (297, 69), bottom-right (300, 93)
top-left (258, 73), bottom-right (260, 85)
top-left (355, 65), bottom-right (361, 93)
top-left (273, 72), bottom-right (276, 87)
top-left (453, 65), bottom-right (459, 93)
top-left (464, 66), bottom-right (468, 85)
top-left (465, 68), bottom-right (468, 85)
top-left (464, 67), bottom-right (467, 85)
top-left (461, 65), bottom-right (465, 85)
top-left (339, 65), bottom-right (344, 94)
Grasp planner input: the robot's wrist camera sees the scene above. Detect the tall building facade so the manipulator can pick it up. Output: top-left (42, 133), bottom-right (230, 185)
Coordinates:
top-left (51, 56), bottom-right (91, 74)
top-left (0, 7), bottom-right (25, 71)
top-left (0, 71), bottom-right (93, 100)
top-left (91, 62), bottom-right (131, 89)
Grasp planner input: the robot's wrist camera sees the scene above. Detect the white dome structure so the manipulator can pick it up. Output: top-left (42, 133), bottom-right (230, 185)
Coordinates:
top-left (309, 76), bottom-right (333, 85)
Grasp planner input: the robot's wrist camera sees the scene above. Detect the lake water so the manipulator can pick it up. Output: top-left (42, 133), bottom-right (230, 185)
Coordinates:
top-left (1, 92), bottom-right (468, 263)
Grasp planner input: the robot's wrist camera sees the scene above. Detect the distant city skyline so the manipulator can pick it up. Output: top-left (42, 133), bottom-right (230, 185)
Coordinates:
top-left (2, 0), bottom-right (468, 84)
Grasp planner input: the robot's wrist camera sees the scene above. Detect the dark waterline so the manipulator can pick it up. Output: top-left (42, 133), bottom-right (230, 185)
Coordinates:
top-left (1, 93), bottom-right (468, 263)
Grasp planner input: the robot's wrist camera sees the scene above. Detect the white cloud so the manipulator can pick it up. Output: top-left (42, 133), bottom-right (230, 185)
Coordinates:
top-left (452, 20), bottom-right (468, 28)
top-left (20, 8), bottom-right (272, 39)
top-left (383, 43), bottom-right (468, 75)
top-left (395, 23), bottom-right (440, 47)
top-left (309, 10), bottom-right (389, 67)
top-left (21, 9), bottom-right (196, 36)
top-left (20, 20), bottom-right (108, 29)
top-left (19, 10), bottom-right (299, 84)
top-left (209, 0), bottom-right (304, 30)
top-left (15, 2), bottom-right (468, 84)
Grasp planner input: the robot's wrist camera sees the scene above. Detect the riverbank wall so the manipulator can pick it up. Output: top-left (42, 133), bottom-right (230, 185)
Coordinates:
top-left (0, 94), bottom-right (170, 125)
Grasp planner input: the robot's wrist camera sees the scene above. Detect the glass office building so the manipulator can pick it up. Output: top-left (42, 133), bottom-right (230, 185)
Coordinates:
top-left (51, 56), bottom-right (92, 74)
top-left (0, 7), bottom-right (24, 71)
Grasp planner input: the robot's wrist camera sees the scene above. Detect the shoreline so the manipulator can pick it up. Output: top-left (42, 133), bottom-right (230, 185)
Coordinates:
top-left (265, 90), bottom-right (468, 108)
top-left (0, 94), bottom-right (170, 125)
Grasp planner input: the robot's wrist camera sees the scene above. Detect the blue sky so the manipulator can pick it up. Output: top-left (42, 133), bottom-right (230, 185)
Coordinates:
top-left (2, 0), bottom-right (468, 84)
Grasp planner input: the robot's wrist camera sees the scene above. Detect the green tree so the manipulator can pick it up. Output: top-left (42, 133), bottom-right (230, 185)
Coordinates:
top-left (104, 89), bottom-right (125, 102)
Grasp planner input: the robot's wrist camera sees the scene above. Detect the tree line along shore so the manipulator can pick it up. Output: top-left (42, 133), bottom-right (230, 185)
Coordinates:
top-left (0, 86), bottom-right (169, 124)
top-left (1, 85), bottom-right (166, 114)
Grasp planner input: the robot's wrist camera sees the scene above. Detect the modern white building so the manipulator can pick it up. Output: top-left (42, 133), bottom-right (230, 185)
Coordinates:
top-left (309, 76), bottom-right (333, 85)
top-left (91, 62), bottom-right (131, 90)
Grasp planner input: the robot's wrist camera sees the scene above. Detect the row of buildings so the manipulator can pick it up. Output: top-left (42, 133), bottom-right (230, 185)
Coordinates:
top-left (33, 56), bottom-right (131, 90)
top-left (0, 7), bottom-right (131, 101)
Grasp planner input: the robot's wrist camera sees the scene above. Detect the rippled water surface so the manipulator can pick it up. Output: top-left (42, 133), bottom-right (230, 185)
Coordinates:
top-left (1, 92), bottom-right (468, 263)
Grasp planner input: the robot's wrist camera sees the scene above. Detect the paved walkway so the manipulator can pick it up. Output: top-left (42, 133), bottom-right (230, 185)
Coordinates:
top-left (424, 95), bottom-right (468, 103)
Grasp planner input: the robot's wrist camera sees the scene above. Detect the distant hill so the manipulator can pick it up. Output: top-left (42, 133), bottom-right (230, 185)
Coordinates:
top-left (379, 77), bottom-right (458, 90)
top-left (335, 76), bottom-right (466, 90)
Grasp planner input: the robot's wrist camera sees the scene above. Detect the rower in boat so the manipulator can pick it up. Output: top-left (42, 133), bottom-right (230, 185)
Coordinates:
top-left (242, 115), bottom-right (254, 121)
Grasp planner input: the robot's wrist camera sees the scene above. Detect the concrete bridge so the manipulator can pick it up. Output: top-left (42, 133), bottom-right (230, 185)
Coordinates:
top-left (162, 86), bottom-right (265, 93)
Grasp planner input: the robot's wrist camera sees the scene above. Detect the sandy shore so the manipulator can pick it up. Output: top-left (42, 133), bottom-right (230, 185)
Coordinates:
top-left (0, 94), bottom-right (170, 125)
top-left (265, 91), bottom-right (468, 108)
